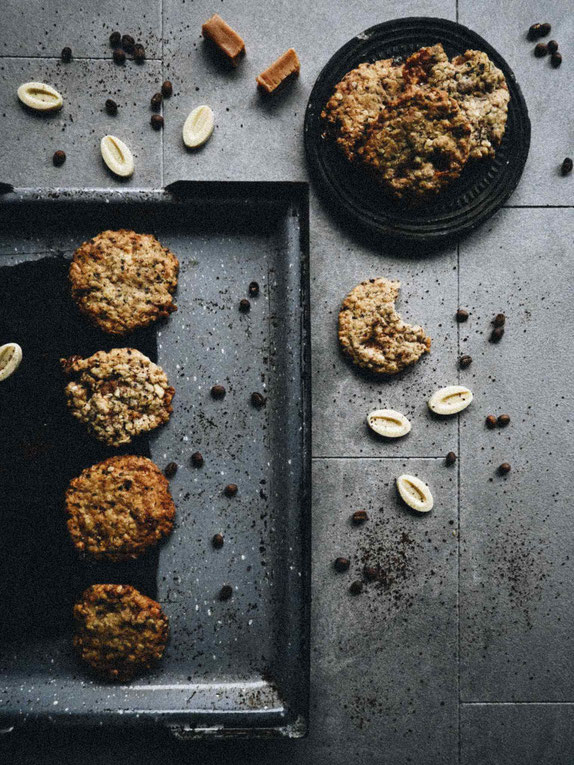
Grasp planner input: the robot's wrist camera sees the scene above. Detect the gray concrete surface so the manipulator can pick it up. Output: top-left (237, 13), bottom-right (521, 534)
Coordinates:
top-left (1, 0), bottom-right (573, 763)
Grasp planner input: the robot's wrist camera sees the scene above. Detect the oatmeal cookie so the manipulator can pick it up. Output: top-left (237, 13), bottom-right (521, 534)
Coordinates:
top-left (65, 456), bottom-right (175, 562)
top-left (321, 58), bottom-right (405, 161)
top-left (338, 278), bottom-right (431, 375)
top-left (402, 43), bottom-right (451, 85)
top-left (359, 87), bottom-right (471, 200)
top-left (61, 348), bottom-right (174, 447)
top-left (73, 584), bottom-right (169, 681)
top-left (69, 230), bottom-right (179, 336)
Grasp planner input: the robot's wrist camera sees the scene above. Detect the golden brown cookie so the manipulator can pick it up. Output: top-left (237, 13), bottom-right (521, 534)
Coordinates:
top-left (73, 584), bottom-right (169, 681)
top-left (359, 87), bottom-right (471, 201)
top-left (65, 456), bottom-right (175, 562)
top-left (69, 230), bottom-right (179, 336)
top-left (321, 58), bottom-right (405, 162)
top-left (61, 348), bottom-right (174, 447)
top-left (338, 278), bottom-right (431, 375)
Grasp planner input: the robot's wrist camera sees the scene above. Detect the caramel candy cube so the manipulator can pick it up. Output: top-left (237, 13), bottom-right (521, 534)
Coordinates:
top-left (201, 13), bottom-right (245, 66)
top-left (256, 48), bottom-right (300, 94)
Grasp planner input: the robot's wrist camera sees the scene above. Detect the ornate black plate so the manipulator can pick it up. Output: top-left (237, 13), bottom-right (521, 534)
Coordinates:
top-left (304, 17), bottom-right (531, 244)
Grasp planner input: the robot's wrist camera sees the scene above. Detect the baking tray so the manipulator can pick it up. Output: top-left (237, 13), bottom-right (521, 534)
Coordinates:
top-left (0, 182), bottom-right (310, 739)
top-left (304, 17), bottom-right (530, 244)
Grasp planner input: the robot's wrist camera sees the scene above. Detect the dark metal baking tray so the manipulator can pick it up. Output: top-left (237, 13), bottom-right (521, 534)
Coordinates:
top-left (304, 17), bottom-right (530, 244)
top-left (0, 182), bottom-right (310, 739)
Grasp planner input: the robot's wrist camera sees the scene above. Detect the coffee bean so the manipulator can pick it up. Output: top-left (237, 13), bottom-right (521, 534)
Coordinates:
top-left (551, 52), bottom-right (562, 68)
top-left (351, 509), bottom-right (368, 525)
top-left (527, 23), bottom-right (542, 41)
top-left (497, 414), bottom-right (511, 427)
top-left (251, 391), bottom-right (266, 408)
top-left (363, 565), bottom-right (378, 581)
top-left (349, 580), bottom-right (363, 595)
top-left (493, 313), bottom-right (506, 327)
top-left (456, 308), bottom-right (469, 322)
top-left (540, 22), bottom-right (551, 36)
top-left (212, 533), bottom-right (224, 549)
top-left (249, 281), bottom-right (260, 297)
top-left (547, 40), bottom-right (559, 54)
top-left (109, 31), bottom-right (121, 47)
top-left (219, 584), bottom-right (233, 601)
top-left (211, 384), bottom-right (226, 399)
top-left (459, 354), bottom-right (472, 369)
top-left (534, 42), bottom-right (548, 57)
top-left (334, 557), bottom-right (350, 573)
top-left (445, 451), bottom-right (457, 466)
top-left (151, 114), bottom-right (164, 130)
top-left (133, 44), bottom-right (146, 63)
top-left (498, 462), bottom-right (511, 475)
top-left (161, 80), bottom-right (173, 97)
top-left (224, 483), bottom-right (238, 497)
top-left (121, 34), bottom-right (135, 53)
top-left (191, 451), bottom-right (204, 467)
top-left (164, 461), bottom-right (178, 478)
top-left (485, 414), bottom-right (497, 429)
top-left (61, 47), bottom-right (72, 63)
top-left (52, 150), bottom-right (66, 167)
top-left (490, 327), bottom-right (505, 343)
top-left (150, 92), bottom-right (163, 111)
top-left (113, 48), bottom-right (126, 64)
top-left (561, 158), bottom-right (573, 176)
top-left (105, 98), bottom-right (118, 115)
top-left (239, 298), bottom-right (251, 313)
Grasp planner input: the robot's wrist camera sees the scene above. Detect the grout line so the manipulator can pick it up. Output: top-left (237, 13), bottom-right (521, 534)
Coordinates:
top-left (0, 54), bottom-right (162, 62)
top-left (312, 455), bottom-right (447, 461)
top-left (160, 0), bottom-right (164, 188)
top-left (462, 701), bottom-right (574, 706)
top-left (456, 239), bottom-right (462, 765)
top-left (456, 0), bottom-right (459, 23)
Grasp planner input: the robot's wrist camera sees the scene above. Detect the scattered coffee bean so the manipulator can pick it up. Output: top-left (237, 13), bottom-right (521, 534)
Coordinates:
top-left (105, 98), bottom-right (118, 115)
top-left (498, 462), bottom-right (511, 475)
top-left (113, 48), bottom-right (126, 64)
top-left (349, 580), bottom-right (363, 595)
top-left (212, 533), bottom-right (224, 549)
top-left (456, 308), bottom-right (469, 322)
top-left (109, 31), bottom-right (121, 47)
top-left (493, 313), bottom-right (506, 327)
top-left (239, 298), bottom-right (251, 313)
top-left (121, 34), bottom-right (135, 53)
top-left (161, 80), bottom-right (173, 97)
top-left (249, 281), bottom-right (260, 297)
top-left (224, 483), bottom-right (238, 497)
top-left (547, 40), bottom-right (559, 54)
top-left (534, 42), bottom-right (548, 57)
top-left (527, 23), bottom-right (541, 40)
top-left (561, 157), bottom-right (573, 176)
top-left (191, 451), bottom-right (204, 467)
top-left (334, 557), bottom-right (350, 573)
top-left (211, 384), bottom-right (226, 399)
top-left (52, 150), bottom-right (66, 167)
top-left (61, 46), bottom-right (72, 63)
top-left (498, 414), bottom-right (511, 427)
top-left (164, 461), bottom-right (178, 478)
top-left (151, 92), bottom-right (163, 111)
top-left (151, 114), bottom-right (164, 130)
top-left (351, 509), bottom-right (368, 525)
top-left (445, 451), bottom-right (457, 466)
top-left (219, 584), bottom-right (233, 601)
top-left (551, 52), bottom-right (562, 68)
top-left (485, 414), bottom-right (497, 429)
top-left (251, 391), bottom-right (266, 408)
top-left (363, 565), bottom-right (378, 581)
top-left (490, 327), bottom-right (505, 343)
top-left (539, 22), bottom-right (551, 36)
top-left (133, 44), bottom-right (146, 63)
top-left (459, 354), bottom-right (473, 369)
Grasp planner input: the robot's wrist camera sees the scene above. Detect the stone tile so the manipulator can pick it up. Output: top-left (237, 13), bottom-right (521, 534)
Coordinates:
top-left (162, 0), bottom-right (456, 184)
top-left (458, 0), bottom-right (573, 206)
top-left (1, 0), bottom-right (161, 58)
top-left (0, 57), bottom-right (162, 188)
top-left (459, 208), bottom-right (574, 700)
top-left (461, 704), bottom-right (574, 765)
top-left (311, 199), bottom-right (460, 458)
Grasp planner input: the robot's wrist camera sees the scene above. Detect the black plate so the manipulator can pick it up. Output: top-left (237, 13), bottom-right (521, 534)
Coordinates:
top-left (304, 17), bottom-right (530, 244)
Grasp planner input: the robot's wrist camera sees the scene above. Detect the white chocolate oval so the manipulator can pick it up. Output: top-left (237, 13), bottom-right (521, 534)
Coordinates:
top-left (183, 105), bottom-right (214, 148)
top-left (100, 135), bottom-right (134, 177)
top-left (396, 474), bottom-right (433, 513)
top-left (18, 81), bottom-right (63, 111)
top-left (367, 409), bottom-right (411, 438)
top-left (428, 385), bottom-right (473, 415)
top-left (0, 343), bottom-right (23, 382)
